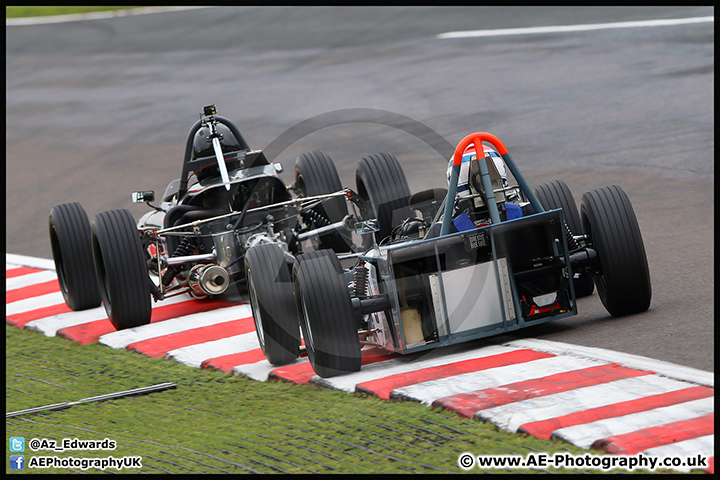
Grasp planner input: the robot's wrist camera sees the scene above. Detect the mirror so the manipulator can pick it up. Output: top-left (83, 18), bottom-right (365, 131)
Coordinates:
top-left (355, 219), bottom-right (379, 235)
top-left (131, 191), bottom-right (155, 203)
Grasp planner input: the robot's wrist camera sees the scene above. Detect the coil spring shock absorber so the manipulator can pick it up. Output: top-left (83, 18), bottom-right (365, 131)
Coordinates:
top-left (563, 221), bottom-right (579, 251)
top-left (162, 236), bottom-right (197, 286)
top-left (353, 261), bottom-right (369, 299)
top-left (300, 209), bottom-right (332, 228)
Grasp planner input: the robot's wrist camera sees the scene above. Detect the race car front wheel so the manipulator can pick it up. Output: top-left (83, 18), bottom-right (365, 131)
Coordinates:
top-left (245, 243), bottom-right (301, 365)
top-left (91, 209), bottom-right (152, 330)
top-left (49, 202), bottom-right (102, 311)
top-left (355, 152), bottom-right (412, 245)
top-left (580, 185), bottom-right (651, 317)
top-left (293, 249), bottom-right (361, 378)
top-left (534, 180), bottom-right (594, 298)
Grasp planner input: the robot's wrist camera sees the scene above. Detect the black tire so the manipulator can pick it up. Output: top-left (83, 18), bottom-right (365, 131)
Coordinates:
top-left (295, 150), bottom-right (352, 253)
top-left (293, 250), bottom-right (361, 378)
top-left (49, 202), bottom-right (102, 311)
top-left (355, 152), bottom-right (412, 244)
top-left (580, 185), bottom-right (652, 317)
top-left (245, 244), bottom-right (301, 365)
top-left (534, 180), bottom-right (583, 237)
top-left (91, 209), bottom-right (152, 330)
top-left (534, 180), bottom-right (594, 297)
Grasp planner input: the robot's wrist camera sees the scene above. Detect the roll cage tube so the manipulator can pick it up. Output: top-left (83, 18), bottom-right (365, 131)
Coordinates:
top-left (439, 132), bottom-right (545, 236)
top-left (210, 124), bottom-right (232, 191)
top-left (177, 115), bottom-right (253, 199)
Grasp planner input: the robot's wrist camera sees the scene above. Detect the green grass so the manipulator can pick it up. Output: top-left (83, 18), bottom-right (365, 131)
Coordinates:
top-left (6, 325), bottom-right (680, 474)
top-left (5, 6), bottom-right (142, 18)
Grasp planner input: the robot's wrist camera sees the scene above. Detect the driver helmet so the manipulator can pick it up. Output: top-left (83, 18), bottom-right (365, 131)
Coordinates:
top-left (446, 144), bottom-right (508, 196)
top-left (192, 124), bottom-right (241, 182)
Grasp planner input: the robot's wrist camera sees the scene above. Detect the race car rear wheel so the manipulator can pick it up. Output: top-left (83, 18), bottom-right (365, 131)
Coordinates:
top-left (49, 202), bottom-right (102, 311)
top-left (580, 185), bottom-right (651, 317)
top-left (293, 249), bottom-right (361, 378)
top-left (534, 180), bottom-right (594, 298)
top-left (245, 243), bottom-right (301, 365)
top-left (295, 150), bottom-right (352, 253)
top-left (355, 152), bottom-right (412, 245)
top-left (91, 209), bottom-right (152, 330)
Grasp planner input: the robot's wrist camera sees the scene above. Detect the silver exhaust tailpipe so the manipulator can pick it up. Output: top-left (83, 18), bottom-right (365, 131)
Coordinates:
top-left (188, 264), bottom-right (230, 296)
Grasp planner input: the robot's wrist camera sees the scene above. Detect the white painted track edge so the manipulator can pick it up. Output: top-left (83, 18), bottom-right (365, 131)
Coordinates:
top-left (505, 339), bottom-right (713, 387)
top-left (6, 254), bottom-right (56, 271)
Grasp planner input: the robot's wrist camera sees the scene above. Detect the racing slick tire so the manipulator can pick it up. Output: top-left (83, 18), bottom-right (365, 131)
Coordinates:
top-left (91, 209), bottom-right (152, 330)
top-left (295, 150), bottom-right (352, 253)
top-left (293, 249), bottom-right (361, 378)
top-left (355, 152), bottom-right (412, 245)
top-left (245, 243), bottom-right (301, 365)
top-left (580, 185), bottom-right (652, 317)
top-left (49, 202), bottom-right (102, 311)
top-left (534, 180), bottom-right (594, 298)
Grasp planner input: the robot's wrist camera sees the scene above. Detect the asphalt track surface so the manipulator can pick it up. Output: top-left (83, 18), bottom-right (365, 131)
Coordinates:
top-left (5, 6), bottom-right (714, 375)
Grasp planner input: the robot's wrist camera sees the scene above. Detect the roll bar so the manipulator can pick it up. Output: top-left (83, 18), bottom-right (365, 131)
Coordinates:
top-left (177, 114), bottom-right (254, 199)
top-left (440, 132), bottom-right (545, 236)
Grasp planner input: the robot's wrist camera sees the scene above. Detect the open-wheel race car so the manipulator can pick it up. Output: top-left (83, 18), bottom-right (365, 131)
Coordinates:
top-left (246, 131), bottom-right (653, 378)
top-left (49, 105), bottom-right (380, 331)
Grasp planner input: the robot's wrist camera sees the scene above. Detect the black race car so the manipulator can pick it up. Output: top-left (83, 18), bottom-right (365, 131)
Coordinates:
top-left (49, 105), bottom-right (371, 330)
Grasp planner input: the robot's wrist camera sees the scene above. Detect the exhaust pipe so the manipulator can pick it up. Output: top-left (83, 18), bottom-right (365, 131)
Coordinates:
top-left (188, 264), bottom-right (230, 296)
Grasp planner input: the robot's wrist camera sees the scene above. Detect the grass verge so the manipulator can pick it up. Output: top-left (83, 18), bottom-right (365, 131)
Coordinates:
top-left (6, 325), bottom-right (670, 474)
top-left (5, 6), bottom-right (141, 19)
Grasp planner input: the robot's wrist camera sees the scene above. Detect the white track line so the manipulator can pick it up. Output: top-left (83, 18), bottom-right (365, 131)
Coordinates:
top-left (437, 16), bottom-right (714, 39)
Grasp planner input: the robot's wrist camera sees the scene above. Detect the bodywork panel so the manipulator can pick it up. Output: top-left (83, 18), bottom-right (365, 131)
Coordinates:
top-left (362, 209), bottom-right (577, 354)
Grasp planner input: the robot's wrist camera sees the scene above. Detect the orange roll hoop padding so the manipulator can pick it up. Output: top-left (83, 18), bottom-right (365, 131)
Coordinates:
top-left (452, 132), bottom-right (508, 165)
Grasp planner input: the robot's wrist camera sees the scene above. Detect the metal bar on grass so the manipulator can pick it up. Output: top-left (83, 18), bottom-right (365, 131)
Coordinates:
top-left (6, 382), bottom-right (177, 418)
